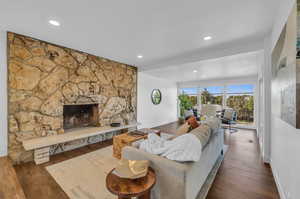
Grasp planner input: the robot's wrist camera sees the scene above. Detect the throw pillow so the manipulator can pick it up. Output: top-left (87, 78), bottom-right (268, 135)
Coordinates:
top-left (187, 116), bottom-right (199, 129)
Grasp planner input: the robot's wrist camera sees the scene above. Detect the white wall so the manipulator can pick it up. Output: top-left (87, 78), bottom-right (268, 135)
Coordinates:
top-left (137, 72), bottom-right (178, 129)
top-left (0, 31), bottom-right (8, 157)
top-left (264, 0), bottom-right (300, 198)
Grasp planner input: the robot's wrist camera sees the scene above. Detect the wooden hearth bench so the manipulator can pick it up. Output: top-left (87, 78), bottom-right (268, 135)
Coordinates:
top-left (22, 123), bottom-right (140, 165)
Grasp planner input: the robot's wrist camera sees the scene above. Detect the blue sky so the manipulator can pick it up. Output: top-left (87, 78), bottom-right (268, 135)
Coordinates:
top-left (181, 84), bottom-right (254, 95)
top-left (226, 85), bottom-right (254, 93)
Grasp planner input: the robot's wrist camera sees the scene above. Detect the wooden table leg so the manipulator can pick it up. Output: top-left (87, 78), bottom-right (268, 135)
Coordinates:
top-left (139, 191), bottom-right (150, 199)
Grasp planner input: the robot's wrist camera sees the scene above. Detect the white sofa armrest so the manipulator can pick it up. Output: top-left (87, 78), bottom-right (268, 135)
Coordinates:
top-left (122, 146), bottom-right (187, 199)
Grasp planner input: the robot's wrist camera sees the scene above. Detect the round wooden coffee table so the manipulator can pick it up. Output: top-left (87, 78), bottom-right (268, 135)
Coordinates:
top-left (106, 167), bottom-right (156, 199)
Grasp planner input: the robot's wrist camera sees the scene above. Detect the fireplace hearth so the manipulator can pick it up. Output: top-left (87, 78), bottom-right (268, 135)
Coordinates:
top-left (63, 104), bottom-right (99, 130)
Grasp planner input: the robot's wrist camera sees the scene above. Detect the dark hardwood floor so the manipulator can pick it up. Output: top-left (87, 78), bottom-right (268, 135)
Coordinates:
top-left (206, 129), bottom-right (280, 199)
top-left (14, 123), bottom-right (280, 199)
top-left (0, 157), bottom-right (26, 199)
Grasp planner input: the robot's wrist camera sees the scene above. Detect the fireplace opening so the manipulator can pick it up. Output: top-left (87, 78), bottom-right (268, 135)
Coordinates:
top-left (63, 104), bottom-right (99, 130)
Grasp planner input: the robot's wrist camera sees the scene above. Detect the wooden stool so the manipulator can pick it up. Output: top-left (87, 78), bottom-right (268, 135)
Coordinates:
top-left (106, 167), bottom-right (156, 199)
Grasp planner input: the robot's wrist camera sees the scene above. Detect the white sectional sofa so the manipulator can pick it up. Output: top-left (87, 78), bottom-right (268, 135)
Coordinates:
top-left (122, 128), bottom-right (224, 199)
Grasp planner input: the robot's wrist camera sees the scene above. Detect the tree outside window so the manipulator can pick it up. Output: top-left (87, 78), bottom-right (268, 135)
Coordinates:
top-left (180, 88), bottom-right (198, 107)
top-left (201, 87), bottom-right (223, 106)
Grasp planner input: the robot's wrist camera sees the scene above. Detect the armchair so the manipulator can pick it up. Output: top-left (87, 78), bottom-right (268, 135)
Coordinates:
top-left (221, 108), bottom-right (237, 133)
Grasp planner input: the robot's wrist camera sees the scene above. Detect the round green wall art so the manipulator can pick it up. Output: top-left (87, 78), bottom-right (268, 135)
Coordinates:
top-left (151, 89), bottom-right (162, 105)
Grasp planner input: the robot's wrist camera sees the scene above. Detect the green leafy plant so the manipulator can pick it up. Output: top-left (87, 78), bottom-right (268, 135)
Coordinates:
top-left (226, 95), bottom-right (254, 122)
top-left (178, 94), bottom-right (193, 117)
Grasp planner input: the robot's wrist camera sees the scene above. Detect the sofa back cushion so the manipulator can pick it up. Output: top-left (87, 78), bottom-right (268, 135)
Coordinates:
top-left (190, 125), bottom-right (211, 148)
top-left (167, 123), bottom-right (191, 140)
top-left (176, 122), bottom-right (191, 135)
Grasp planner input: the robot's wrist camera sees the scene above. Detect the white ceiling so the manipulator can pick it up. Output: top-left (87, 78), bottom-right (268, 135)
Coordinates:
top-left (0, 0), bottom-right (278, 69)
top-left (145, 51), bottom-right (263, 83)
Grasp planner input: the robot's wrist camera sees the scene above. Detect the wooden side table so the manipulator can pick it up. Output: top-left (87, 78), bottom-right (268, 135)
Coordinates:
top-left (113, 130), bottom-right (160, 159)
top-left (106, 167), bottom-right (156, 199)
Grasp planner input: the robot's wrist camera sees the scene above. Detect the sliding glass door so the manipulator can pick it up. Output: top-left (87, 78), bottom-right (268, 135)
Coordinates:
top-left (225, 85), bottom-right (254, 127)
top-left (179, 83), bottom-right (256, 128)
top-left (180, 88), bottom-right (198, 107)
top-left (200, 86), bottom-right (223, 106)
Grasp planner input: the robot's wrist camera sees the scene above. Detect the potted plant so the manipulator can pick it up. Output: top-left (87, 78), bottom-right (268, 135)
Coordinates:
top-left (178, 94), bottom-right (193, 124)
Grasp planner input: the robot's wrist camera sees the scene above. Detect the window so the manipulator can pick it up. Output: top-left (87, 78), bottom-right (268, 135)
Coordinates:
top-left (180, 88), bottom-right (198, 106)
top-left (179, 84), bottom-right (255, 127)
top-left (226, 84), bottom-right (254, 125)
top-left (201, 86), bottom-right (224, 106)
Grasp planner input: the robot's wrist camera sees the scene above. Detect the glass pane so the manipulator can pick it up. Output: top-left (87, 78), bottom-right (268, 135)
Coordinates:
top-left (180, 88), bottom-right (198, 106)
top-left (180, 88), bottom-right (198, 95)
top-left (227, 84), bottom-right (254, 94)
top-left (226, 84), bottom-right (254, 126)
top-left (201, 86), bottom-right (224, 105)
top-left (205, 86), bottom-right (223, 94)
top-left (188, 96), bottom-right (198, 106)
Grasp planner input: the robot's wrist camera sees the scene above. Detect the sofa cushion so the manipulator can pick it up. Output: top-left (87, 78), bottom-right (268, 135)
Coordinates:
top-left (189, 125), bottom-right (211, 148)
top-left (202, 117), bottom-right (221, 133)
top-left (176, 123), bottom-right (190, 135)
top-left (168, 122), bottom-right (191, 140)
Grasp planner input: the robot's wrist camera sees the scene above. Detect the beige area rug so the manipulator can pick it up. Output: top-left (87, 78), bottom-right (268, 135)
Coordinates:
top-left (46, 145), bottom-right (228, 199)
top-left (46, 146), bottom-right (118, 199)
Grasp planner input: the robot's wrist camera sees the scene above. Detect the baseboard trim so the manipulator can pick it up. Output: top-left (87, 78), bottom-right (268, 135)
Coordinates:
top-left (270, 159), bottom-right (287, 199)
top-left (263, 155), bottom-right (270, 163)
top-left (0, 152), bottom-right (7, 158)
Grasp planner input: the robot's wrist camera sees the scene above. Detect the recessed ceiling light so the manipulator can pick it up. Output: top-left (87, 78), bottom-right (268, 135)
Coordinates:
top-left (137, 55), bottom-right (143, 59)
top-left (203, 36), bottom-right (212, 41)
top-left (49, 20), bottom-right (60, 26)
top-left (193, 70), bottom-right (198, 73)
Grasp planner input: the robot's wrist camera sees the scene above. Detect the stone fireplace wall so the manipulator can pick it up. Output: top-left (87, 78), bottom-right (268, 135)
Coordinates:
top-left (7, 32), bottom-right (137, 163)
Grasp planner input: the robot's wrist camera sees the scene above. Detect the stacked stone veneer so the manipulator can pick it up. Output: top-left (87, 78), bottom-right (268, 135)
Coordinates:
top-left (7, 32), bottom-right (137, 163)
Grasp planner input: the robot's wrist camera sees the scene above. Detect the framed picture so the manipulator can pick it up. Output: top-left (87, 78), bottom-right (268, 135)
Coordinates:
top-left (271, 2), bottom-right (300, 128)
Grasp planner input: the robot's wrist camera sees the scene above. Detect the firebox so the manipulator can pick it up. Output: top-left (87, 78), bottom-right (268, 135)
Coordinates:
top-left (63, 104), bottom-right (99, 130)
